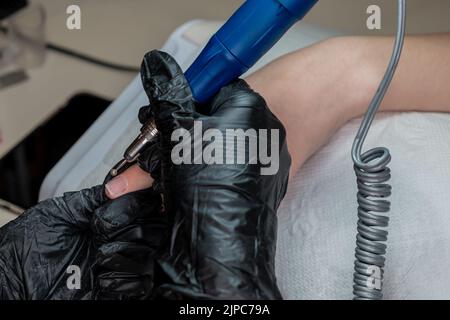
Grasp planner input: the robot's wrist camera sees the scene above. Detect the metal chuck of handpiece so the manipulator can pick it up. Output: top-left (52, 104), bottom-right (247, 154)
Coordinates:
top-left (110, 119), bottom-right (158, 177)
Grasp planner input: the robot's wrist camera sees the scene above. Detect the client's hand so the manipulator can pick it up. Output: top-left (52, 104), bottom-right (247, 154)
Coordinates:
top-left (0, 186), bottom-right (167, 300)
top-left (112, 50), bottom-right (291, 299)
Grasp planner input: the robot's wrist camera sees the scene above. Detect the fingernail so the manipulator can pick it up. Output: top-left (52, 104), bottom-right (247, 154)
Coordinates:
top-left (105, 175), bottom-right (128, 199)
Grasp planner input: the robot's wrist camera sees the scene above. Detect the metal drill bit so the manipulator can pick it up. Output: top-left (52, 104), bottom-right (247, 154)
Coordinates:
top-left (110, 159), bottom-right (128, 177)
top-left (110, 119), bottom-right (158, 176)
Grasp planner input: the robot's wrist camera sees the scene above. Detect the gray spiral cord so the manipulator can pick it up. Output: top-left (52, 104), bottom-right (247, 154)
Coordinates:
top-left (352, 0), bottom-right (406, 300)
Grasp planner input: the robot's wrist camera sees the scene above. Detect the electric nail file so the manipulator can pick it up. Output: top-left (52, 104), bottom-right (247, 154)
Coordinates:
top-left (111, 0), bottom-right (319, 175)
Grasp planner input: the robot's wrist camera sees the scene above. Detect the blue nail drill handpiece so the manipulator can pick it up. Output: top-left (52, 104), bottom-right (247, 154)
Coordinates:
top-left (186, 0), bottom-right (318, 103)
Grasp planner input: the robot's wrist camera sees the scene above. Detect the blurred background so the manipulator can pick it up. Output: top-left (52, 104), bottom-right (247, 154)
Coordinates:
top-left (0, 0), bottom-right (449, 213)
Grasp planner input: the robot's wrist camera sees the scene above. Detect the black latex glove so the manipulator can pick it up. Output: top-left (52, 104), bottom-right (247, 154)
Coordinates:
top-left (91, 189), bottom-right (168, 300)
top-left (0, 186), bottom-right (167, 300)
top-left (137, 50), bottom-right (291, 300)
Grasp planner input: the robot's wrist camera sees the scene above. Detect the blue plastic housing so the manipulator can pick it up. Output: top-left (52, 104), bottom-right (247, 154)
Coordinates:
top-left (185, 0), bottom-right (318, 104)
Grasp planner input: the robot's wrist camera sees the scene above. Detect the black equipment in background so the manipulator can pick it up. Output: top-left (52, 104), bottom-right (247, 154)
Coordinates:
top-left (0, 0), bottom-right (28, 20)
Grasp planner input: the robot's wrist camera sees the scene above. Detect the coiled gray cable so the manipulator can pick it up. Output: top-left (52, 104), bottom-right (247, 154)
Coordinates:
top-left (352, 0), bottom-right (406, 300)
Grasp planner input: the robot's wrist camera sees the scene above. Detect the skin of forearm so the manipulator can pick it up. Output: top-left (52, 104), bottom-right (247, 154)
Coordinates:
top-left (369, 34), bottom-right (450, 114)
top-left (246, 34), bottom-right (450, 174)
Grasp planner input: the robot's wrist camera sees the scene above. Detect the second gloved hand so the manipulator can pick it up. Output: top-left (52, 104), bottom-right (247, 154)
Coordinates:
top-left (137, 50), bottom-right (291, 299)
top-left (0, 186), bottom-right (167, 300)
top-left (91, 188), bottom-right (168, 300)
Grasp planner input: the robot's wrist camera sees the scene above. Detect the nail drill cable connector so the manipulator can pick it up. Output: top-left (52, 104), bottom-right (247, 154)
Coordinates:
top-left (110, 119), bottom-right (158, 177)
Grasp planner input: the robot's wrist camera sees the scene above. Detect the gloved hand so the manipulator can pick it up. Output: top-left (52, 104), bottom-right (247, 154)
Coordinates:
top-left (91, 188), bottom-right (168, 300)
top-left (137, 50), bottom-right (291, 299)
top-left (0, 186), bottom-right (167, 300)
